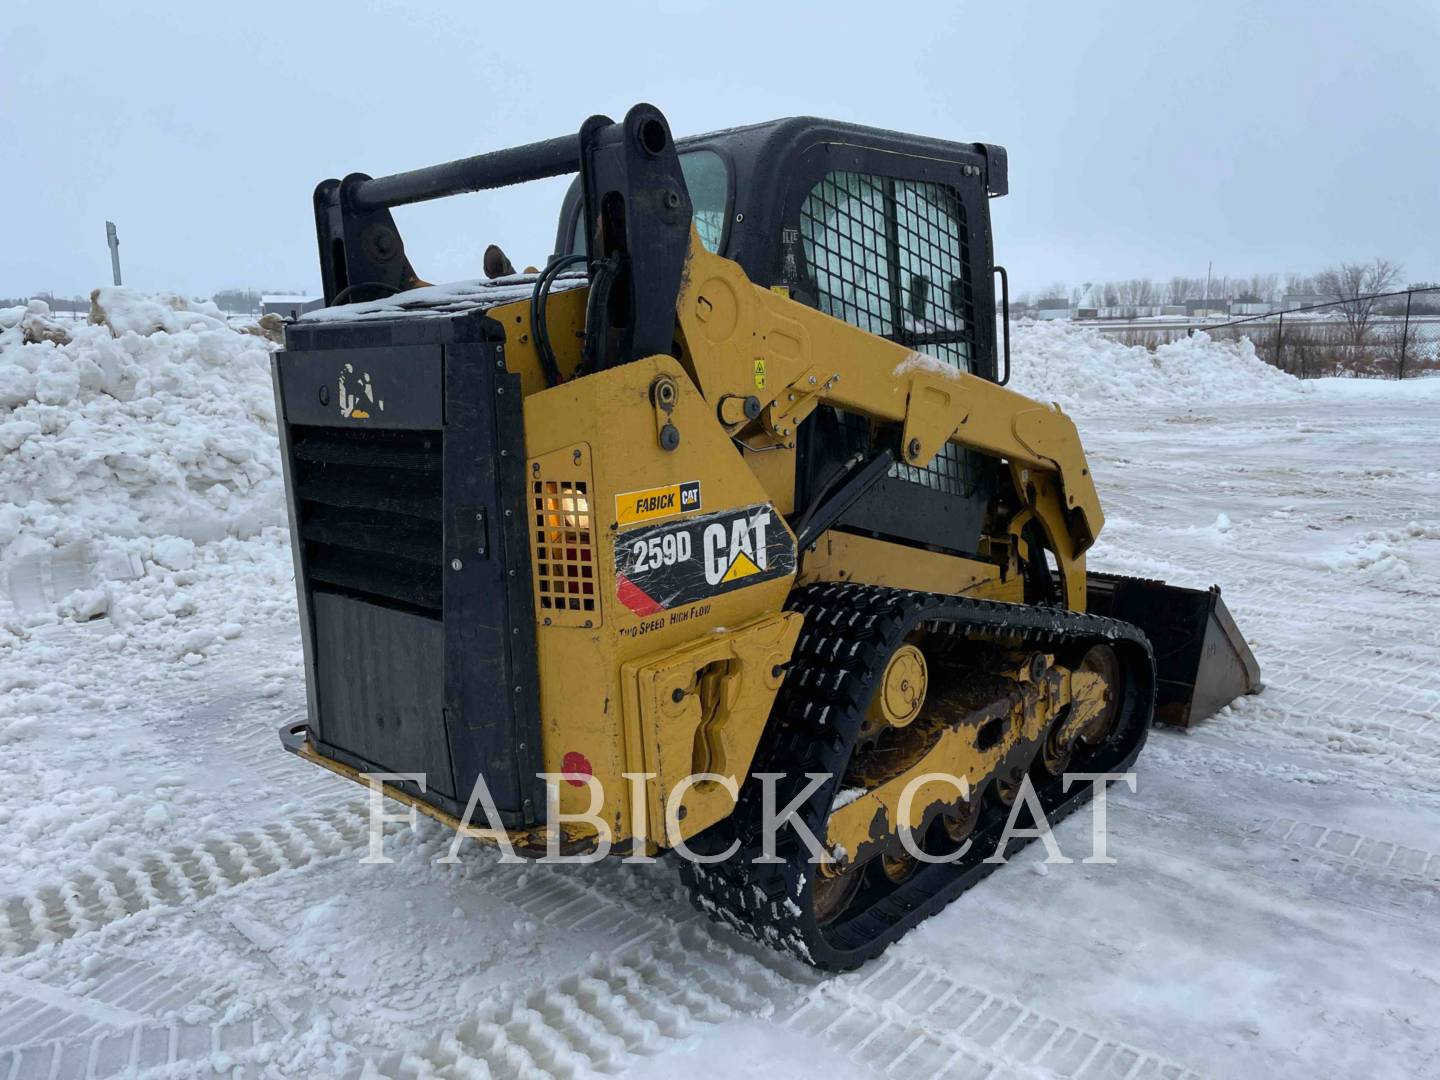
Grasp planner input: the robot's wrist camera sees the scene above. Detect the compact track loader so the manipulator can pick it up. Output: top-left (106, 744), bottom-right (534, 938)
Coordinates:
top-left (275, 104), bottom-right (1261, 969)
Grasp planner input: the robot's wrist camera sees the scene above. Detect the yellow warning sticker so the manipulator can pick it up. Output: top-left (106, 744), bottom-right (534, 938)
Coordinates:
top-left (615, 480), bottom-right (702, 527)
top-left (770, 285), bottom-right (791, 298)
top-left (753, 359), bottom-right (767, 390)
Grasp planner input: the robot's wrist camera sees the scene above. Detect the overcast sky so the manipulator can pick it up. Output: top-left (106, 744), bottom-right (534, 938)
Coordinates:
top-left (2, 0), bottom-right (1436, 302)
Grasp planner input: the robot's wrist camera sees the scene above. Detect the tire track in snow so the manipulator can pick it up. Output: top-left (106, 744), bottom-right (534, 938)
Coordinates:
top-left (1243, 816), bottom-right (1440, 915)
top-left (0, 842), bottom-right (815, 1079)
top-left (1108, 726), bottom-right (1440, 922)
top-left (0, 810), bottom-right (1363, 1080)
top-left (0, 808), bottom-right (368, 959)
top-left (333, 850), bottom-right (816, 1079)
top-left (358, 925), bottom-right (808, 1079)
top-left (1252, 817), bottom-right (1440, 879)
top-left (1103, 793), bottom-right (1440, 925)
top-left (0, 807), bottom-right (809, 1077)
top-left (7, 795), bottom-right (1407, 1077)
top-left (0, 955), bottom-right (229, 1050)
top-left (342, 848), bottom-right (1202, 1080)
top-left (0, 1014), bottom-right (280, 1080)
top-left (0, 946), bottom-right (292, 1077)
top-left (790, 956), bottom-right (1206, 1080)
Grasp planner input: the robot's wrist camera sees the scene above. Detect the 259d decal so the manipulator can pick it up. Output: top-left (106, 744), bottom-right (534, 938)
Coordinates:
top-left (615, 503), bottom-right (796, 617)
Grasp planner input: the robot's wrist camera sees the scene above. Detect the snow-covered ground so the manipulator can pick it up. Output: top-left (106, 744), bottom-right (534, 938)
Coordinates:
top-left (1, 297), bottom-right (1438, 1077)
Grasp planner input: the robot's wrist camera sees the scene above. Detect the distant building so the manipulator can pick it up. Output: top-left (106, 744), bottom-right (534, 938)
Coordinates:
top-left (1034, 297), bottom-right (1071, 320)
top-left (1097, 304), bottom-right (1167, 320)
top-left (1184, 298), bottom-right (1231, 318)
top-left (1280, 292), bottom-right (1326, 312)
top-left (1072, 285), bottom-right (1101, 321)
top-left (261, 294), bottom-right (323, 319)
top-left (1230, 296), bottom-right (1271, 317)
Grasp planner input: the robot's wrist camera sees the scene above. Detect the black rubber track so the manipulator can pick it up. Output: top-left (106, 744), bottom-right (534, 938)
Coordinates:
top-left (679, 582), bottom-right (1156, 971)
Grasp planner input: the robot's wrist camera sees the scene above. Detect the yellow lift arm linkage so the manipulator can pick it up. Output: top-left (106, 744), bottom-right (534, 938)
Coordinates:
top-left (672, 231), bottom-right (1104, 610)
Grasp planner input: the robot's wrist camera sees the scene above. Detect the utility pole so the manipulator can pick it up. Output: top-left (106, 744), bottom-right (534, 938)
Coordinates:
top-left (1397, 290), bottom-right (1412, 380)
top-left (106, 221), bottom-right (122, 286)
top-left (1205, 261), bottom-right (1212, 304)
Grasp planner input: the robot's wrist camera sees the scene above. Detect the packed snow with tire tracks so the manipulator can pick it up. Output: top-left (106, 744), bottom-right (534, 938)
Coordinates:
top-left (1, 298), bottom-right (1438, 1077)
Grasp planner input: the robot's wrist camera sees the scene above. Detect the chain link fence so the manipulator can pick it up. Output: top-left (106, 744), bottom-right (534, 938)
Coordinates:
top-left (1201, 286), bottom-right (1440, 379)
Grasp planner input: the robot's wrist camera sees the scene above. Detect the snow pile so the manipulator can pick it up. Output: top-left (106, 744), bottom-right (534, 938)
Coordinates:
top-left (1007, 320), bottom-right (1305, 414)
top-left (0, 289), bottom-right (305, 787)
top-left (0, 290), bottom-right (284, 568)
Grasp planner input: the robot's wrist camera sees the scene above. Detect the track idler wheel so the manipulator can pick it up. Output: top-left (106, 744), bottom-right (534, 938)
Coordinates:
top-left (1076, 644), bottom-right (1121, 744)
top-left (1041, 718), bottom-right (1076, 776)
top-left (879, 850), bottom-right (918, 884)
top-left (995, 772), bottom-right (1024, 806)
top-left (812, 863), bottom-right (864, 927)
top-left (1039, 643), bottom-right (1122, 777)
top-left (856, 642), bottom-right (928, 748)
top-left (941, 795), bottom-right (982, 844)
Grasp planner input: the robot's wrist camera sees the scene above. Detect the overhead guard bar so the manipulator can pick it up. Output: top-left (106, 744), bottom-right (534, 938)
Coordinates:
top-left (349, 135), bottom-right (582, 211)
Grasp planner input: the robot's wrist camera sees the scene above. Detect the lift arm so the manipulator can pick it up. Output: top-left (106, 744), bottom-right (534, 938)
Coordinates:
top-left (673, 235), bottom-right (1104, 609)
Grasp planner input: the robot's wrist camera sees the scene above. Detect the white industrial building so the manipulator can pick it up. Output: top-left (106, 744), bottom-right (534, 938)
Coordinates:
top-left (260, 294), bottom-right (324, 319)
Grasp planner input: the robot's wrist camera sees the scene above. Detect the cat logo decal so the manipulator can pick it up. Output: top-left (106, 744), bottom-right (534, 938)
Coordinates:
top-left (338, 363), bottom-right (384, 420)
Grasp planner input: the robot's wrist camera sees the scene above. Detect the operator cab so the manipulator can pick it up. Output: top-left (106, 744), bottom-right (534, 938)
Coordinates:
top-left (556, 117), bottom-right (1008, 383)
top-left (555, 118), bottom-right (1011, 559)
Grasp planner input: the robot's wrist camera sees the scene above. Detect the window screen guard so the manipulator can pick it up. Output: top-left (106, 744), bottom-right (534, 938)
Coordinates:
top-left (800, 171), bottom-right (980, 498)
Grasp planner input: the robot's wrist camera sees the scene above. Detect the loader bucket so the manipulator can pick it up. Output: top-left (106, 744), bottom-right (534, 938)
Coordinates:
top-left (1084, 573), bottom-right (1263, 727)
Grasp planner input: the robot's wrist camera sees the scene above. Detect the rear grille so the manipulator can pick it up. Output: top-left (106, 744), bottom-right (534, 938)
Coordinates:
top-left (291, 425), bottom-right (443, 615)
top-left (532, 479), bottom-right (596, 618)
top-left (528, 443), bottom-right (599, 627)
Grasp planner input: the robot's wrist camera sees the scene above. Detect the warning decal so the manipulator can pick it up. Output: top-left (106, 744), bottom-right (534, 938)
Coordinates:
top-left (615, 480), bottom-right (701, 527)
top-left (614, 502), bottom-right (796, 616)
top-left (720, 551), bottom-right (762, 582)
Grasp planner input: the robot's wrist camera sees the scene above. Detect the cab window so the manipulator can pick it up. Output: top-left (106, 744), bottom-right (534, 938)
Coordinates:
top-left (800, 171), bottom-right (975, 372)
top-left (800, 170), bottom-right (979, 497)
top-left (570, 149), bottom-right (729, 255)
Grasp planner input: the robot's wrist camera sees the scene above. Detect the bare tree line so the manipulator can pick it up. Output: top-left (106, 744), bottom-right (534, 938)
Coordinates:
top-left (1080, 257), bottom-right (1437, 380)
top-left (1022, 258), bottom-right (1408, 313)
top-left (1312, 258), bottom-right (1403, 345)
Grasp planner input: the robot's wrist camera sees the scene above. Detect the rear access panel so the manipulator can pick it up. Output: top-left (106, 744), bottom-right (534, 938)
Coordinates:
top-left (311, 590), bottom-right (452, 796)
top-left (275, 311), bottom-right (544, 827)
